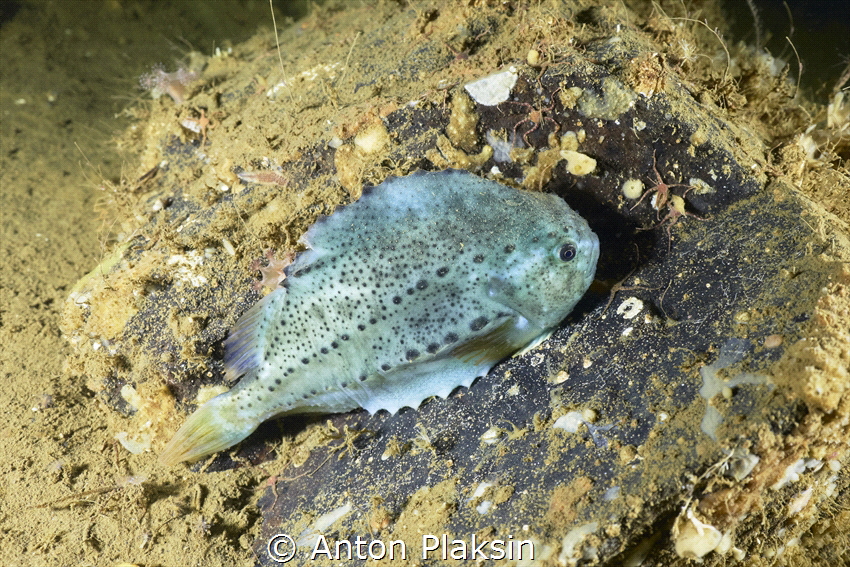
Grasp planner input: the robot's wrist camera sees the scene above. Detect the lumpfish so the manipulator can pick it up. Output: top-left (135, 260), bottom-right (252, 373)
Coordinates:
top-left (159, 169), bottom-right (599, 466)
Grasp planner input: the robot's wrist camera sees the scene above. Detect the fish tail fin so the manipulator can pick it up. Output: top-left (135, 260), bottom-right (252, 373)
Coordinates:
top-left (158, 395), bottom-right (257, 466)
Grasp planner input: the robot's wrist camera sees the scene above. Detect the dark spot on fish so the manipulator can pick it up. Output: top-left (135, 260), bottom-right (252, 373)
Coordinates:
top-left (470, 316), bottom-right (489, 331)
top-left (445, 332), bottom-right (459, 344)
top-left (426, 343), bottom-right (440, 354)
top-left (393, 295), bottom-right (402, 304)
top-left (437, 267), bottom-right (449, 277)
top-left (473, 254), bottom-right (484, 263)
top-left (381, 363), bottom-right (391, 371)
top-left (405, 349), bottom-right (420, 361)
top-left (416, 279), bottom-right (428, 290)
top-left (504, 244), bottom-right (515, 253)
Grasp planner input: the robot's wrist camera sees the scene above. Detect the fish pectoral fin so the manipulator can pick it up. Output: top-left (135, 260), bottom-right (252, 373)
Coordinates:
top-left (487, 277), bottom-right (545, 326)
top-left (512, 329), bottom-right (554, 357)
top-left (448, 317), bottom-right (525, 365)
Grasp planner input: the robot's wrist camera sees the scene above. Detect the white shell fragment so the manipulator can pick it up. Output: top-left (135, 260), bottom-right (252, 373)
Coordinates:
top-left (724, 447), bottom-right (760, 481)
top-left (297, 502), bottom-right (353, 547)
top-left (558, 522), bottom-right (599, 566)
top-left (464, 66), bottom-right (518, 106)
top-left (553, 411), bottom-right (585, 433)
top-left (616, 297), bottom-right (644, 319)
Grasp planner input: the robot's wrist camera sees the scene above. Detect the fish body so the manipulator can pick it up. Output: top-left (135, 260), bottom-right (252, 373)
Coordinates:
top-left (159, 170), bottom-right (599, 465)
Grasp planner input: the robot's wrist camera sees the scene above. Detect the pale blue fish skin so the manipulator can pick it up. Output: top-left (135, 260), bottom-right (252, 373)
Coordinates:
top-left (159, 170), bottom-right (599, 465)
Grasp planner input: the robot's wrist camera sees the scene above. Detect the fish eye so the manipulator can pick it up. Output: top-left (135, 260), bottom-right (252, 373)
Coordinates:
top-left (558, 243), bottom-right (577, 261)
